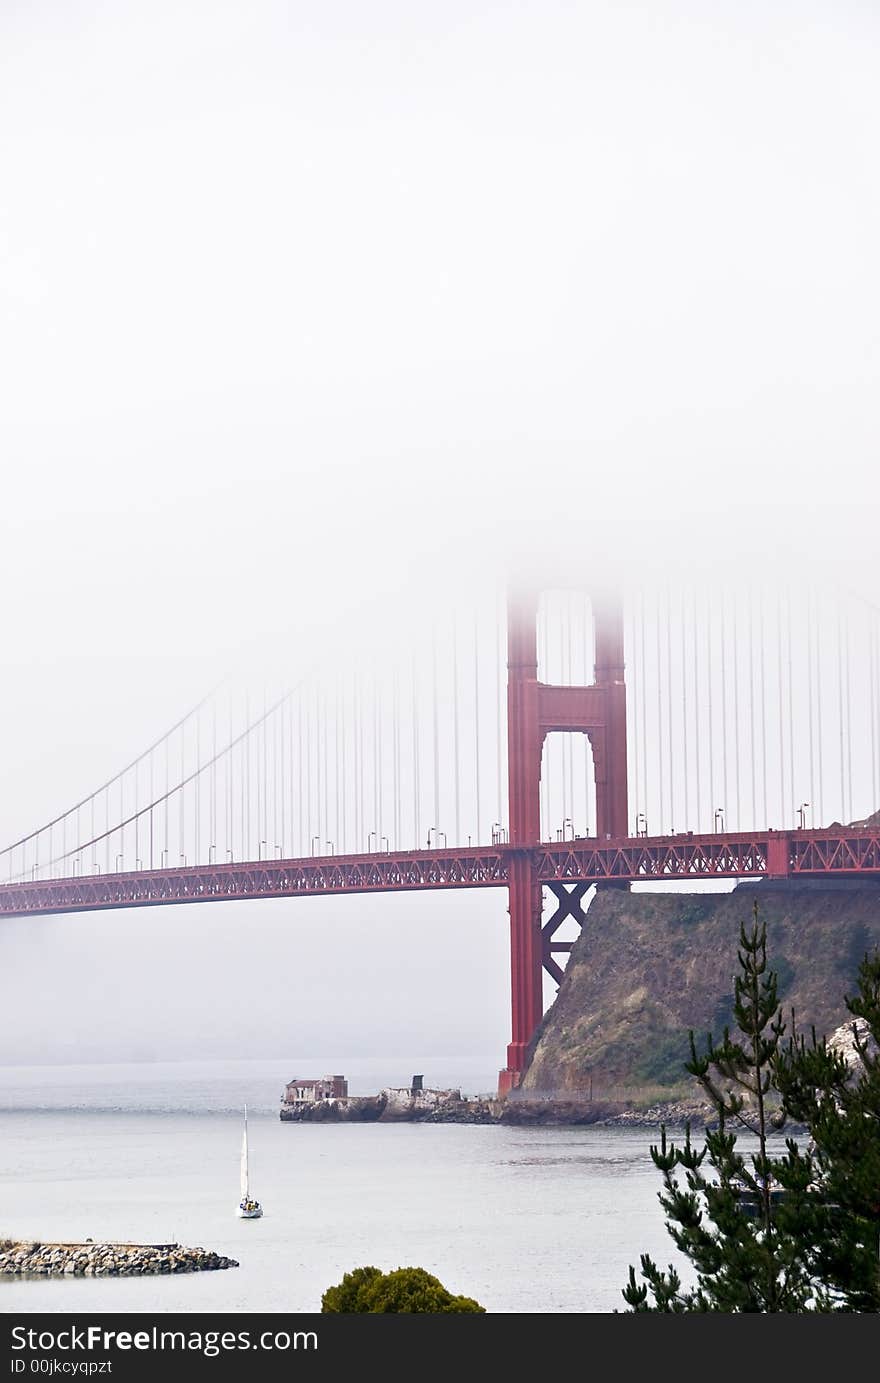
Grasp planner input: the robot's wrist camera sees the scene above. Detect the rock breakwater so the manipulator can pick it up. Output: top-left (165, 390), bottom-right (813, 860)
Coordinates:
top-left (0, 1240), bottom-right (238, 1277)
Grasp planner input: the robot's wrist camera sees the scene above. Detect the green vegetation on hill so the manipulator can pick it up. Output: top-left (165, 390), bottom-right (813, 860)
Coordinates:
top-left (521, 885), bottom-right (880, 1100)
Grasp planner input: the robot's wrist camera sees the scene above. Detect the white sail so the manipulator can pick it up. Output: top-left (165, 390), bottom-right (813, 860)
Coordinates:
top-left (240, 1106), bottom-right (249, 1200)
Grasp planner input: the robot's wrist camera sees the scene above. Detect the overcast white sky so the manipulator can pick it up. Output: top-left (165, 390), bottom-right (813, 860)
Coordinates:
top-left (1, 2), bottom-right (878, 1074)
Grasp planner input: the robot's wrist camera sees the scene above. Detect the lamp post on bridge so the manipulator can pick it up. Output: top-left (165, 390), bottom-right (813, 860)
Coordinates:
top-left (427, 827), bottom-right (446, 850)
top-left (715, 808), bottom-right (725, 832)
top-left (798, 802), bottom-right (811, 830)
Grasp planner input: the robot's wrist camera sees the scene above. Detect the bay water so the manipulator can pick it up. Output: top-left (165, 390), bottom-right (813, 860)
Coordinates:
top-left (0, 1058), bottom-right (675, 1314)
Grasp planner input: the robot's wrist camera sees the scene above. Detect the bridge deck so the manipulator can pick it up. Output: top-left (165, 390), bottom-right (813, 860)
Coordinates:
top-left (1, 829), bottom-right (878, 918)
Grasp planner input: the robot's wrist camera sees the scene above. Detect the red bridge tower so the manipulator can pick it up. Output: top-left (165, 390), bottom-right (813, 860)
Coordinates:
top-left (498, 589), bottom-right (628, 1095)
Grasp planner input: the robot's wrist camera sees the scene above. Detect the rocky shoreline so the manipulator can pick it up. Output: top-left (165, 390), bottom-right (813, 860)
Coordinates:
top-left (0, 1240), bottom-right (239, 1278)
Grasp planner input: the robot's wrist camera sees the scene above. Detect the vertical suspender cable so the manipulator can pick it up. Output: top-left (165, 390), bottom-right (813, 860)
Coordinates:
top-left (316, 683), bottom-right (323, 846)
top-left (666, 584), bottom-right (675, 831)
top-left (816, 591), bottom-right (825, 827)
top-left (535, 595), bottom-right (543, 835)
top-left (706, 585), bottom-right (715, 829)
top-left (375, 669), bottom-right (382, 847)
top-left (868, 616), bottom-right (874, 818)
top-left (150, 747), bottom-right (155, 869)
top-left (630, 592), bottom-right (640, 831)
top-left (748, 586), bottom-right (757, 830)
top-left (473, 610), bottom-right (481, 844)
top-left (307, 687), bottom-right (314, 852)
top-left (557, 599), bottom-right (565, 825)
top-left (412, 650), bottom-right (420, 849)
top-left (680, 585), bottom-right (689, 833)
top-left (339, 675), bottom-right (346, 854)
top-left (838, 602), bottom-right (846, 823)
top-left (640, 591), bottom-right (648, 832)
top-left (692, 587), bottom-right (701, 832)
top-left (273, 691), bottom-right (279, 852)
top-left (212, 699), bottom-right (217, 859)
top-left (844, 605), bottom-right (853, 822)
top-left (279, 690), bottom-right (286, 857)
top-left (320, 680), bottom-right (327, 855)
top-left (720, 588), bottom-right (728, 826)
top-left (371, 667), bottom-right (378, 843)
top-left (195, 712), bottom-right (201, 863)
top-left (297, 691), bottom-right (304, 855)
top-left (497, 592), bottom-right (503, 834)
top-left (733, 592), bottom-right (741, 831)
top-left (541, 595), bottom-right (550, 837)
top-left (279, 691), bottom-right (284, 852)
top-left (656, 588), bottom-right (664, 834)
top-left (806, 592), bottom-right (815, 823)
top-left (226, 699), bottom-right (232, 859)
top-left (565, 593), bottom-right (573, 829)
top-left (178, 726), bottom-right (184, 865)
top-left (262, 689), bottom-right (269, 854)
top-left (453, 613), bottom-right (461, 846)
top-left (776, 589), bottom-right (785, 828)
top-left (432, 626), bottom-right (440, 842)
top-left (759, 590), bottom-right (768, 830)
top-left (585, 593), bottom-right (593, 834)
top-left (787, 588), bottom-right (795, 828)
top-left (245, 693), bottom-right (251, 860)
top-left (272, 693), bottom-right (278, 852)
top-left (356, 673), bottom-right (364, 851)
top-left (393, 665), bottom-right (400, 850)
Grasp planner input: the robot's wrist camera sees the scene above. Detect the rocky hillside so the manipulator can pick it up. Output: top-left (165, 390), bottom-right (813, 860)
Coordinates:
top-left (520, 882), bottom-right (880, 1098)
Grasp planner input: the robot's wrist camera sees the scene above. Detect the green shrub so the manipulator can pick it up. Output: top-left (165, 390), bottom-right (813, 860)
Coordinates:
top-left (320, 1266), bottom-right (383, 1313)
top-left (321, 1265), bottom-right (485, 1313)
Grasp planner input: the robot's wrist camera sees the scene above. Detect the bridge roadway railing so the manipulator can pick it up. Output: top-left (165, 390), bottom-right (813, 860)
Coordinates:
top-left (0, 830), bottom-right (878, 917)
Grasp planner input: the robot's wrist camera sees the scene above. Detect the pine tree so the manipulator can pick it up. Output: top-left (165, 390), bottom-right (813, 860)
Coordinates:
top-left (774, 951), bottom-right (880, 1311)
top-left (622, 904), bottom-right (828, 1312)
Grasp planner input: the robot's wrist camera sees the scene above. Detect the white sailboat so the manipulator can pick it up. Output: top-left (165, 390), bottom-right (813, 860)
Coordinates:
top-left (236, 1105), bottom-right (263, 1219)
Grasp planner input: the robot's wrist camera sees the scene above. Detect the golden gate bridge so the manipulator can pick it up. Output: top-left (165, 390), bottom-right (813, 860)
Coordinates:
top-left (2, 581), bottom-right (879, 1093)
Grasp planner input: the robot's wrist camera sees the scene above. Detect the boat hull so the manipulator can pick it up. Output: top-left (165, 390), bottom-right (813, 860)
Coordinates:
top-left (236, 1206), bottom-right (263, 1219)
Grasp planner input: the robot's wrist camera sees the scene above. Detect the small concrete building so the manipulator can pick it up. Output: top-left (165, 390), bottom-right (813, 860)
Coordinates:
top-left (282, 1075), bottom-right (348, 1105)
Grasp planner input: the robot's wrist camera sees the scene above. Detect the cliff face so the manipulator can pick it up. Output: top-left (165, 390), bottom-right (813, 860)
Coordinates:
top-left (520, 883), bottom-right (880, 1097)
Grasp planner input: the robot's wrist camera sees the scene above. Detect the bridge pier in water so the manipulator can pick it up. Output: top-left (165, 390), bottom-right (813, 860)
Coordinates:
top-left (498, 587), bottom-right (629, 1096)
